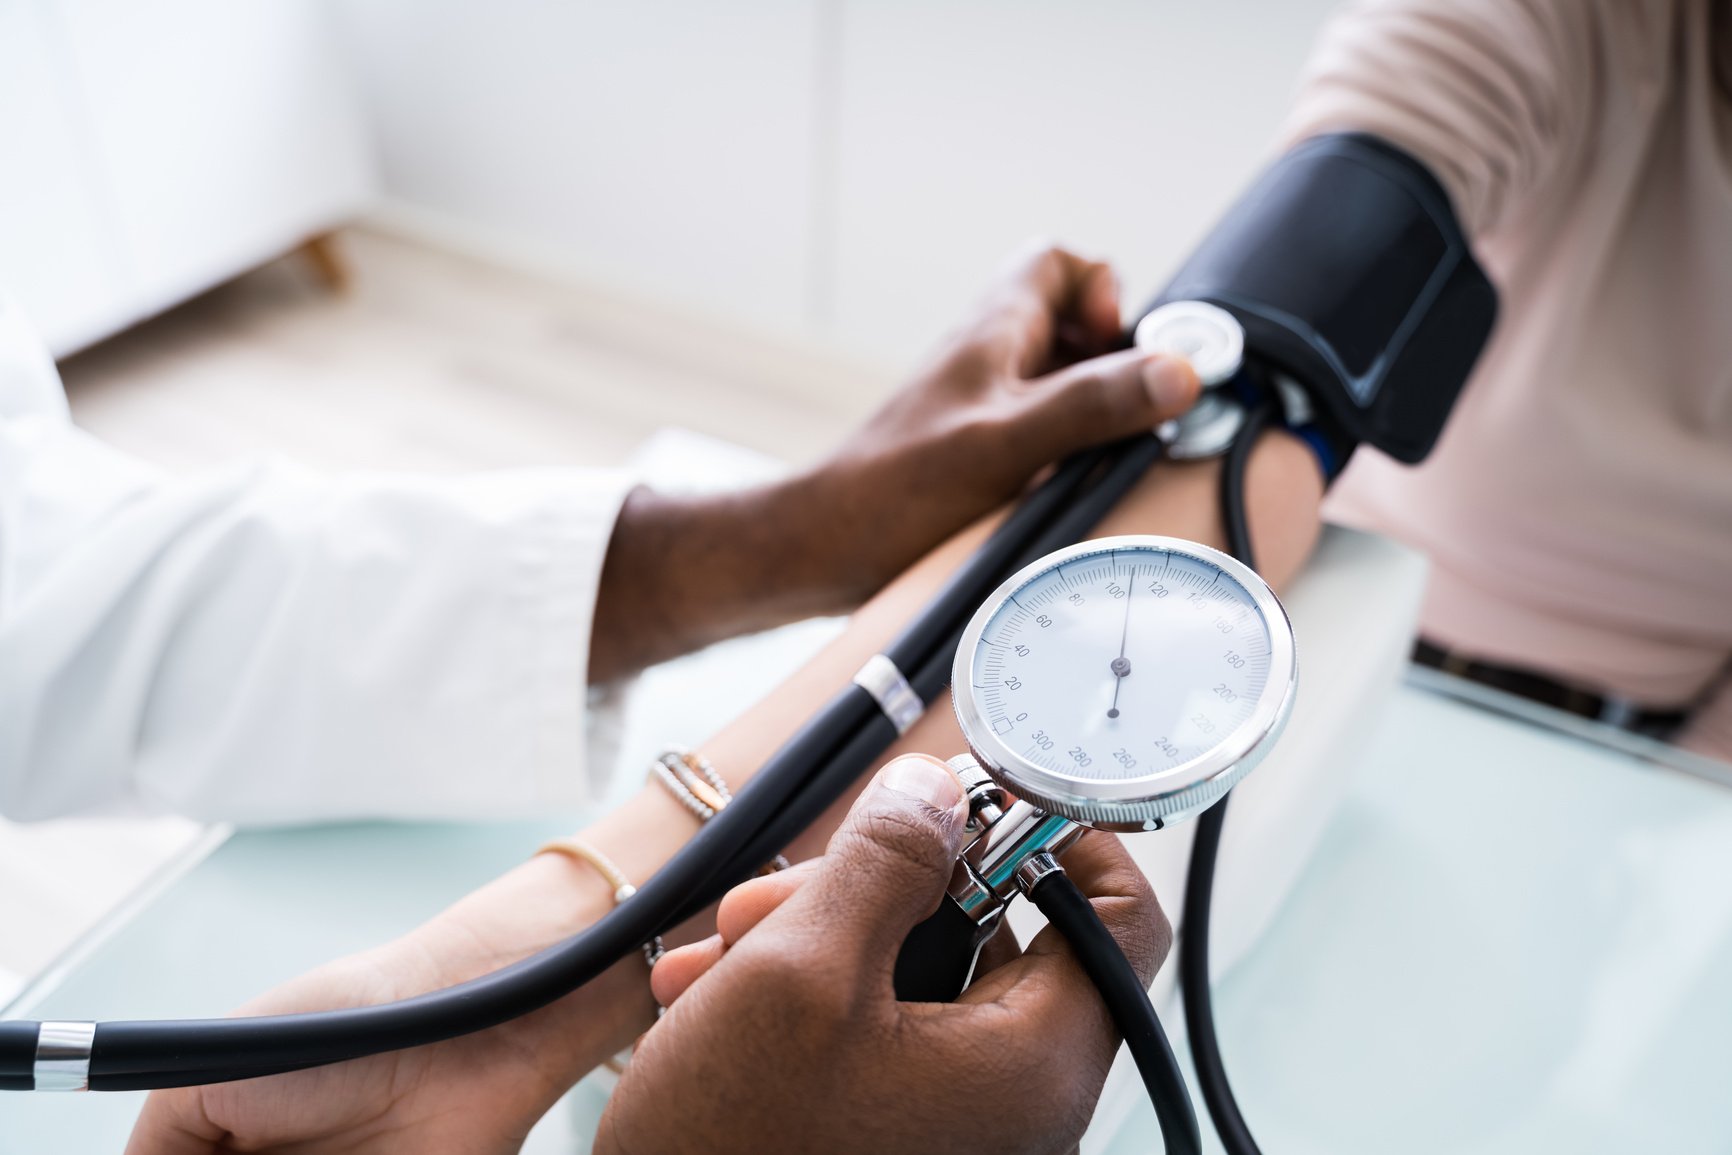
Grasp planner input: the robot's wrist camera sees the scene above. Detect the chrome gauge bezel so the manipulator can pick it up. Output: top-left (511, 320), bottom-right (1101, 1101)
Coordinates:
top-left (951, 534), bottom-right (1297, 832)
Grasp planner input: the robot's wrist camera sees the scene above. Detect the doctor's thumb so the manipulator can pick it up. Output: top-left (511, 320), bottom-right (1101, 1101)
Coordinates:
top-left (793, 755), bottom-right (969, 967)
top-left (1014, 350), bottom-right (1200, 462)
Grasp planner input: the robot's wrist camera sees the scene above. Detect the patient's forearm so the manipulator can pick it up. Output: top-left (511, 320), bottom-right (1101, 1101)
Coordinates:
top-left (410, 432), bottom-right (1324, 1083)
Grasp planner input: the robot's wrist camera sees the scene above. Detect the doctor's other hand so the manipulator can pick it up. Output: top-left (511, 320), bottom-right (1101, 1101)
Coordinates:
top-left (590, 244), bottom-right (1202, 680)
top-left (595, 754), bottom-right (1171, 1155)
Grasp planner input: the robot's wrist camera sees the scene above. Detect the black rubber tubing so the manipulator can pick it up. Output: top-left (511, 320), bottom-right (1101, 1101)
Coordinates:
top-left (1028, 870), bottom-right (1202, 1155)
top-left (0, 1022), bottom-right (35, 1090)
top-left (1180, 798), bottom-right (1258, 1155)
top-left (0, 439), bottom-right (1132, 1090)
top-left (1176, 397), bottom-right (1278, 1155)
top-left (1, 432), bottom-right (1184, 1092)
top-left (1220, 398), bottom-right (1274, 573)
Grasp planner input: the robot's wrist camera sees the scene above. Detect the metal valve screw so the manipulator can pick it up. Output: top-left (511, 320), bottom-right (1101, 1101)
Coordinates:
top-left (947, 753), bottom-right (1006, 832)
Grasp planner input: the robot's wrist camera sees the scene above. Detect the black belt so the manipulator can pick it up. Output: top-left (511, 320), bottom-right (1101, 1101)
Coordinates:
top-left (1413, 639), bottom-right (1692, 739)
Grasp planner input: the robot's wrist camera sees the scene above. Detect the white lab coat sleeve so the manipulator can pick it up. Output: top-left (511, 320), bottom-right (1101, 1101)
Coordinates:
top-left (0, 303), bottom-right (636, 825)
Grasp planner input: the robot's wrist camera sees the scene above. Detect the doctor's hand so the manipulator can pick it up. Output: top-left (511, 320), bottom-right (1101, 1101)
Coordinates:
top-left (590, 243), bottom-right (1202, 680)
top-left (595, 754), bottom-right (1171, 1155)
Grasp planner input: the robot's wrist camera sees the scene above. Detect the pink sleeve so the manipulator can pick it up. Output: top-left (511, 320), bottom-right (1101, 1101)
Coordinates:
top-left (1279, 0), bottom-right (1658, 239)
top-left (1677, 668), bottom-right (1732, 767)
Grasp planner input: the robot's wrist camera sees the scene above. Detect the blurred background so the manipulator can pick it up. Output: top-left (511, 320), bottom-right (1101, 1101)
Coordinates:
top-left (8, 0), bottom-right (1341, 371)
top-left (0, 0), bottom-right (1338, 1000)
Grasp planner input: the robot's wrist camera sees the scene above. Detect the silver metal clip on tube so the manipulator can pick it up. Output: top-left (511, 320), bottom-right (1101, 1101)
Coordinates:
top-left (33, 1021), bottom-right (96, 1092)
top-left (852, 653), bottom-right (925, 736)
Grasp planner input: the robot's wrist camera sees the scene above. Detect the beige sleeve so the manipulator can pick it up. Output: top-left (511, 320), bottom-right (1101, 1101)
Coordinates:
top-left (1280, 0), bottom-right (1663, 239)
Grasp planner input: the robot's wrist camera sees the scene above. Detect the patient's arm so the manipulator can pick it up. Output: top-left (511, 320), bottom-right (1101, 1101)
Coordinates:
top-left (128, 433), bottom-right (1323, 1155)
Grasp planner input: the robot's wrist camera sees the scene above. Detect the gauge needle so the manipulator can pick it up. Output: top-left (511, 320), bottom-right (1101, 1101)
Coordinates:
top-left (1108, 572), bottom-right (1134, 719)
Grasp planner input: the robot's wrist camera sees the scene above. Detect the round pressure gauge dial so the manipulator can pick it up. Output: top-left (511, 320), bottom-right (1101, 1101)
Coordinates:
top-left (952, 535), bottom-right (1296, 831)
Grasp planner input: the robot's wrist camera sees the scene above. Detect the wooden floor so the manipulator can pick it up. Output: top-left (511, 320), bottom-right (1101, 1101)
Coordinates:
top-left (0, 226), bottom-right (892, 997)
top-left (61, 226), bottom-right (885, 474)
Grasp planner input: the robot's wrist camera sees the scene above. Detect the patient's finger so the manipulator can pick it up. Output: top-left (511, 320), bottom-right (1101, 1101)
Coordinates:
top-left (651, 934), bottom-right (726, 1006)
top-left (715, 860), bottom-right (821, 945)
top-left (655, 860), bottom-right (823, 1004)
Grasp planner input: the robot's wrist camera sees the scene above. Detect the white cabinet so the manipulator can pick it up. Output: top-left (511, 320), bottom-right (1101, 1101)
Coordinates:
top-left (0, 1), bottom-right (131, 354)
top-left (0, 0), bottom-right (377, 357)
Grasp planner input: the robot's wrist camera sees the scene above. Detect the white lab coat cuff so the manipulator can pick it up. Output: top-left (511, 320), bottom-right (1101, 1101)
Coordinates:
top-left (516, 468), bottom-right (638, 811)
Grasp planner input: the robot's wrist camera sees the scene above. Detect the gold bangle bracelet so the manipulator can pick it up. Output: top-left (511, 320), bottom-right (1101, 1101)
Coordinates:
top-left (538, 836), bottom-right (634, 902)
top-left (536, 837), bottom-right (667, 1070)
top-left (536, 836), bottom-right (666, 968)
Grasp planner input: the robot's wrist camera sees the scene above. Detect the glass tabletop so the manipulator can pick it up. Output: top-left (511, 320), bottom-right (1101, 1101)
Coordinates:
top-left (4, 668), bottom-right (1730, 1154)
top-left (1099, 668), bottom-right (1732, 1154)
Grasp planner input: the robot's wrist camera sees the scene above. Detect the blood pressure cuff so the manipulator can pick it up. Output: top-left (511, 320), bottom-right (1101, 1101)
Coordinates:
top-left (1148, 133), bottom-right (1497, 466)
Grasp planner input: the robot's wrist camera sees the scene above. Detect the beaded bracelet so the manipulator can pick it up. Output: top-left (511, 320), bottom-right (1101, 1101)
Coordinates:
top-left (651, 747), bottom-right (791, 874)
top-left (649, 756), bottom-right (720, 822)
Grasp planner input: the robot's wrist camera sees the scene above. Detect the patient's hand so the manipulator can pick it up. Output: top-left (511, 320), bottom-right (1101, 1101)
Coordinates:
top-left (125, 850), bottom-right (655, 1155)
top-left (597, 755), bottom-right (1170, 1155)
top-left (591, 243), bottom-right (1201, 680)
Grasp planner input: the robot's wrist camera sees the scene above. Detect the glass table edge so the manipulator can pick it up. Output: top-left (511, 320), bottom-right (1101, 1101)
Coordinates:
top-left (1, 824), bottom-right (234, 1018)
top-left (1404, 664), bottom-right (1732, 790)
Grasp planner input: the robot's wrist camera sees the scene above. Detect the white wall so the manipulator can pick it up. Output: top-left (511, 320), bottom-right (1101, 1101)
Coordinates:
top-left (335, 0), bottom-right (825, 342)
top-left (335, 0), bottom-right (1342, 372)
top-left (828, 2), bottom-right (1340, 361)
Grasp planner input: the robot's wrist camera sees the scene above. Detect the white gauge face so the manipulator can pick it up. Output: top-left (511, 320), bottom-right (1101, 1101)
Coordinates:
top-left (958, 538), bottom-right (1290, 813)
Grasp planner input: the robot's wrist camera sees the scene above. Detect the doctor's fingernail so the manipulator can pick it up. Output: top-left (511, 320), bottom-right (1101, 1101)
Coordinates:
top-left (1142, 355), bottom-right (1200, 409)
top-left (880, 756), bottom-right (965, 814)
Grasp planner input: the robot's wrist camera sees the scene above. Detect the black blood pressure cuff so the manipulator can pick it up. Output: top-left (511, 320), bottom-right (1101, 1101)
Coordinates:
top-left (1146, 133), bottom-right (1498, 471)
